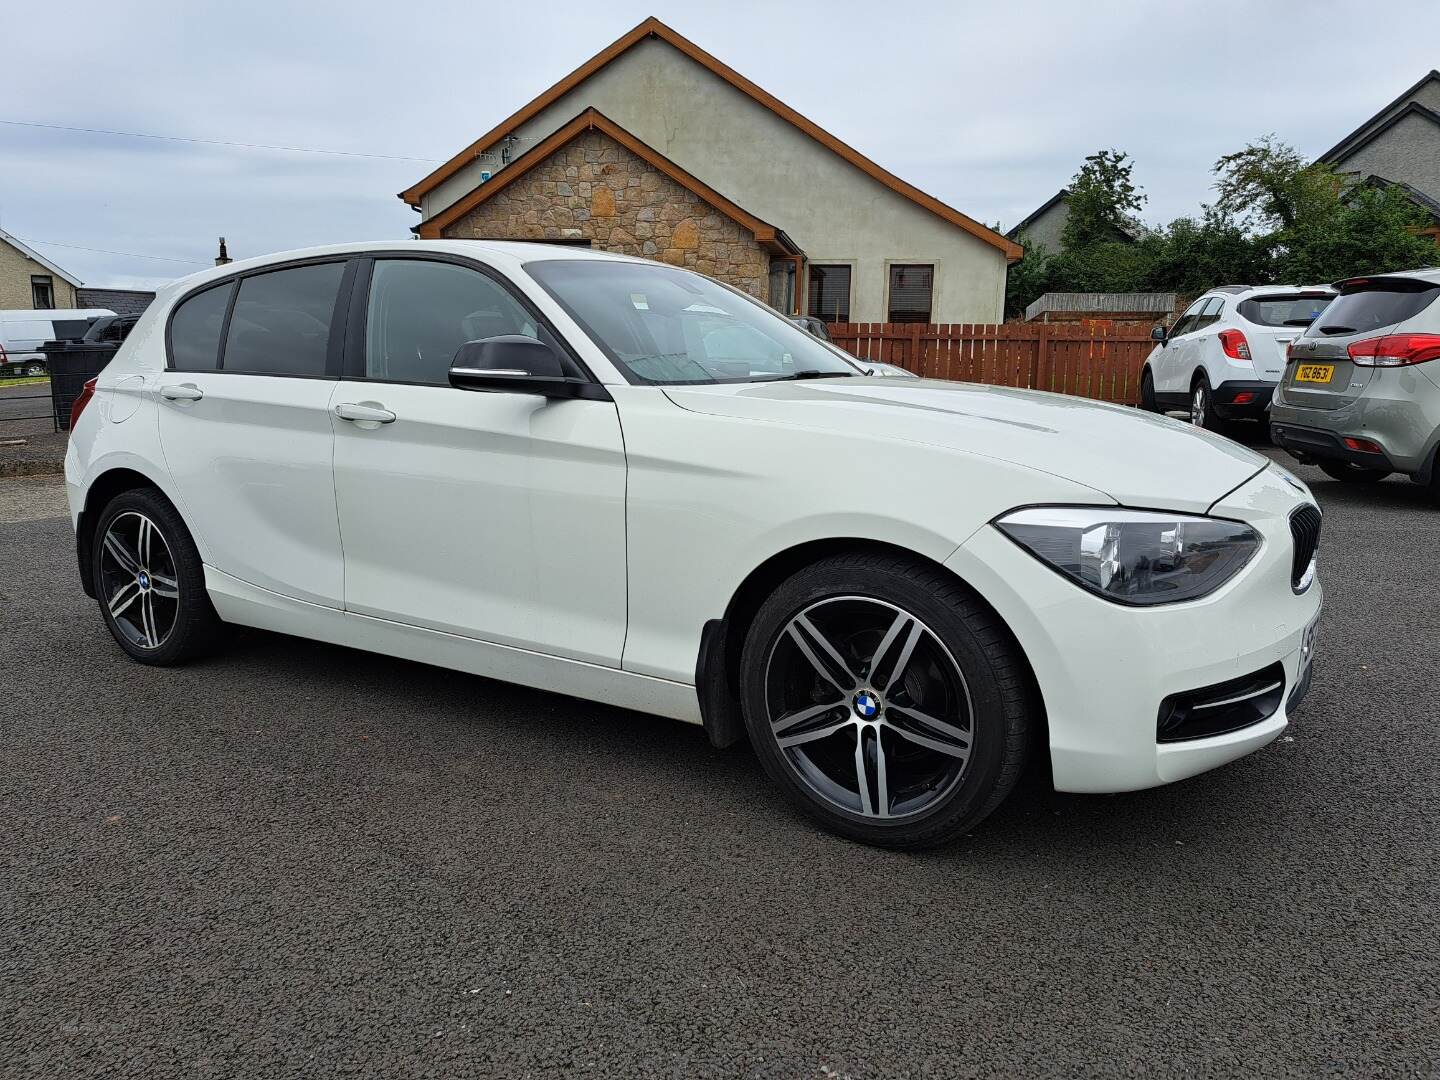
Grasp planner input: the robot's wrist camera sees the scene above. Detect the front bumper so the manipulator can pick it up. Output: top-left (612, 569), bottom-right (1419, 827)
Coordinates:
top-left (947, 465), bottom-right (1322, 793)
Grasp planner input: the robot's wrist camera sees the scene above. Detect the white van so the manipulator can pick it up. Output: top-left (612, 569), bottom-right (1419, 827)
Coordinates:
top-left (0, 308), bottom-right (116, 376)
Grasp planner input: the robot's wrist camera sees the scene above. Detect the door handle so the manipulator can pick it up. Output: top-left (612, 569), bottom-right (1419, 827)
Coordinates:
top-left (160, 383), bottom-right (203, 402)
top-left (334, 402), bottom-right (396, 424)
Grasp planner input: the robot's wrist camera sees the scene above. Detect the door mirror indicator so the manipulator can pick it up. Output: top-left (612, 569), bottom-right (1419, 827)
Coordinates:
top-left (448, 336), bottom-right (609, 400)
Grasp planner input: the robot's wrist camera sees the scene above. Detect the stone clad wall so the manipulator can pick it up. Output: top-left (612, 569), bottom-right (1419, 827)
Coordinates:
top-left (441, 130), bottom-right (771, 299)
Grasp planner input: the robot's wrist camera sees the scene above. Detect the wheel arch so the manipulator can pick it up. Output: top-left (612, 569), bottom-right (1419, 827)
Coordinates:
top-left (75, 466), bottom-right (172, 598)
top-left (697, 537), bottom-right (1047, 764)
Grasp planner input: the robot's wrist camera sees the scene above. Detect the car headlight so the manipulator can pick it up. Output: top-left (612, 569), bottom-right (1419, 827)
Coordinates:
top-left (995, 507), bottom-right (1260, 606)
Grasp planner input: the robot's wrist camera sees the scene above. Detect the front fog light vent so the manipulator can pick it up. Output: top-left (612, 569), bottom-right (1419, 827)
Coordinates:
top-left (1157, 662), bottom-right (1286, 743)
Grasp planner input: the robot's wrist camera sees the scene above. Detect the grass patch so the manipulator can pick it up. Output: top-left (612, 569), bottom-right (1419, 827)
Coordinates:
top-left (1, 376), bottom-right (50, 388)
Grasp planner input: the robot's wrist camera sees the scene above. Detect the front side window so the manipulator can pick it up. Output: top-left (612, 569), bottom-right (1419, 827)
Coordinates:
top-left (526, 259), bottom-right (861, 385)
top-left (223, 262), bottom-right (345, 376)
top-left (364, 259), bottom-right (548, 385)
top-left (887, 264), bottom-right (933, 323)
top-left (169, 283), bottom-right (232, 371)
top-left (31, 275), bottom-right (54, 309)
top-left (807, 264), bottom-right (852, 324)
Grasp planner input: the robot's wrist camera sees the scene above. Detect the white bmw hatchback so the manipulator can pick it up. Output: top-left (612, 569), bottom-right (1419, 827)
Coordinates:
top-left (67, 241), bottom-right (1323, 848)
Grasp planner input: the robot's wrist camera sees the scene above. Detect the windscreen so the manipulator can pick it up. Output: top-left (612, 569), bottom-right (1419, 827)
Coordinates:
top-left (525, 260), bottom-right (861, 385)
top-left (1236, 294), bottom-right (1332, 328)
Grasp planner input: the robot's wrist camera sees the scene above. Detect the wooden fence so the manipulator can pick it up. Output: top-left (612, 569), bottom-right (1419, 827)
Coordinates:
top-left (827, 322), bottom-right (1156, 405)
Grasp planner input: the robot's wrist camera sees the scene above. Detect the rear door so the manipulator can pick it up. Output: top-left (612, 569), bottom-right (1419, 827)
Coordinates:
top-left (156, 259), bottom-right (354, 606)
top-left (1282, 278), bottom-right (1440, 410)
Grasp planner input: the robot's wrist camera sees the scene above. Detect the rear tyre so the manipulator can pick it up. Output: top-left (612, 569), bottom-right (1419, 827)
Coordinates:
top-left (1318, 460), bottom-right (1391, 484)
top-left (92, 487), bottom-right (225, 665)
top-left (1190, 374), bottom-right (1222, 431)
top-left (1139, 368), bottom-right (1158, 412)
top-left (24, 362), bottom-right (46, 377)
top-left (738, 552), bottom-right (1033, 849)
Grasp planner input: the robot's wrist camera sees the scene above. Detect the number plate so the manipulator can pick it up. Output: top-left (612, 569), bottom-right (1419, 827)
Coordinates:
top-left (1295, 363), bottom-right (1335, 384)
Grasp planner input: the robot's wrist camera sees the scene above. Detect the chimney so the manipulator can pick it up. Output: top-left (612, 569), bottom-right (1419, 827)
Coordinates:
top-left (215, 237), bottom-right (232, 266)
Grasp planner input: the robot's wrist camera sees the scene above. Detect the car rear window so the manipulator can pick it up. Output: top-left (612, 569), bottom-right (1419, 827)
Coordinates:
top-left (1313, 281), bottom-right (1440, 336)
top-left (1236, 294), bottom-right (1332, 328)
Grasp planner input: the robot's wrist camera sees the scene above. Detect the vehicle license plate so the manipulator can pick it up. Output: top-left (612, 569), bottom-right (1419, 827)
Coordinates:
top-left (1295, 363), bottom-right (1335, 384)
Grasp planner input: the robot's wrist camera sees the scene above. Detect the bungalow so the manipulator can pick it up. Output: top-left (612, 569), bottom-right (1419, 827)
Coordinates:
top-left (399, 17), bottom-right (1020, 324)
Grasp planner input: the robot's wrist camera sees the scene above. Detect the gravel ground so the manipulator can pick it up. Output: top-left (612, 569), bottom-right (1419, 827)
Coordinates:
top-left (2, 453), bottom-right (1438, 1079)
top-left (0, 381), bottom-right (67, 476)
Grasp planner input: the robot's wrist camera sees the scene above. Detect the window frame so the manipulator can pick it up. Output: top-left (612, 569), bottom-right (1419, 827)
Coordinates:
top-left (806, 262), bottom-right (854, 325)
top-left (31, 275), bottom-right (55, 310)
top-left (164, 255), bottom-right (358, 379)
top-left (1168, 297), bottom-right (1210, 339)
top-left (342, 251), bottom-right (601, 390)
top-left (884, 262), bottom-right (936, 324)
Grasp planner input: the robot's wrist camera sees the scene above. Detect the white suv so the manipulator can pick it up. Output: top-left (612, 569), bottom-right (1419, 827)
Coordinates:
top-left (1141, 285), bottom-right (1335, 429)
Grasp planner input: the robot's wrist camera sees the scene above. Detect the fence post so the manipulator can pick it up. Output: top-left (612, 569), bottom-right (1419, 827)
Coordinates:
top-left (1031, 325), bottom-right (1049, 392)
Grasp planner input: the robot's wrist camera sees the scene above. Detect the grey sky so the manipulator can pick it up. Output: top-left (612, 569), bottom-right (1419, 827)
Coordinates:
top-left (5, 0), bottom-right (1438, 292)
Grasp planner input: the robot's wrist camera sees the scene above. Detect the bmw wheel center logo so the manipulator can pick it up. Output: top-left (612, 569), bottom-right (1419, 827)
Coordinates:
top-left (853, 691), bottom-right (880, 719)
top-left (138, 571), bottom-right (151, 590)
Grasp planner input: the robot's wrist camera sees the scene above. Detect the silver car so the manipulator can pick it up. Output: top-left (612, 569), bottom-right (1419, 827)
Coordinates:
top-left (1270, 269), bottom-right (1440, 496)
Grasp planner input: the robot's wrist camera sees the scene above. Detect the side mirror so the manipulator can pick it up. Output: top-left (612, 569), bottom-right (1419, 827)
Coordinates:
top-left (448, 335), bottom-right (606, 400)
top-left (1150, 326), bottom-right (1168, 344)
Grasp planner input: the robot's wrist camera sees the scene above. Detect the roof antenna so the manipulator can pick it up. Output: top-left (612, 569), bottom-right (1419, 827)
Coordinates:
top-left (215, 237), bottom-right (232, 266)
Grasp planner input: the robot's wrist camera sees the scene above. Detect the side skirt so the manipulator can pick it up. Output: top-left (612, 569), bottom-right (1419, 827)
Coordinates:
top-left (205, 566), bottom-right (704, 726)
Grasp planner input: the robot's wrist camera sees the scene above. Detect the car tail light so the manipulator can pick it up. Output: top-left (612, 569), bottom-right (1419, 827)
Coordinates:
top-left (1232, 392), bottom-right (1256, 405)
top-left (69, 377), bottom-right (98, 429)
top-left (1219, 329), bottom-right (1252, 361)
top-left (1347, 333), bottom-right (1440, 367)
top-left (1343, 436), bottom-right (1384, 454)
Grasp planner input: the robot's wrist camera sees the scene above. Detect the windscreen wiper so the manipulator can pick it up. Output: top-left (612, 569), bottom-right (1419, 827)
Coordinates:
top-left (762, 370), bottom-right (858, 381)
top-left (1317, 324), bottom-right (1358, 335)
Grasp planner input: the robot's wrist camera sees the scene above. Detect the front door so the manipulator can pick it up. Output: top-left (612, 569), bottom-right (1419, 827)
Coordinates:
top-left (156, 260), bottom-right (352, 607)
top-left (330, 255), bottom-right (628, 666)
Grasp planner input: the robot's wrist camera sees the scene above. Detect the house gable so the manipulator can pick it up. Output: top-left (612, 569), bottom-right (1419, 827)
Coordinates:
top-left (402, 17), bottom-right (1020, 263)
top-left (427, 111), bottom-right (783, 300)
top-left (1320, 70), bottom-right (1440, 164)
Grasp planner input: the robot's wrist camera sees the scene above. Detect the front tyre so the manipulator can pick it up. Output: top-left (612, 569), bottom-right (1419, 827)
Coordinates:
top-left (92, 488), bottom-right (225, 665)
top-left (1139, 368), bottom-right (1158, 412)
top-left (739, 552), bottom-right (1033, 849)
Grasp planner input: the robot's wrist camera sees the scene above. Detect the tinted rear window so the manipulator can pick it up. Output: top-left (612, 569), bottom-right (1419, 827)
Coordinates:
top-left (1237, 294), bottom-right (1332, 328)
top-left (223, 262), bottom-right (345, 376)
top-left (1313, 282), bottom-right (1440, 336)
top-left (169, 284), bottom-right (232, 370)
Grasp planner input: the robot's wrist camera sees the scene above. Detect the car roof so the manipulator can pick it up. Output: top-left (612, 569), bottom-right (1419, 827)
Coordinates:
top-left (1204, 284), bottom-right (1336, 300)
top-left (152, 240), bottom-right (652, 304)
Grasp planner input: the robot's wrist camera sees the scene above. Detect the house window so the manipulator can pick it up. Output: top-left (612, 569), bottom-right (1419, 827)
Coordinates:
top-left (887, 264), bottom-right (934, 323)
top-left (31, 275), bottom-right (55, 309)
top-left (806, 264), bottom-right (852, 324)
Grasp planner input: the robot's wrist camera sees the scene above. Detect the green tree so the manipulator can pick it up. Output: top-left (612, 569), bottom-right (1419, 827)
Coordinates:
top-left (1061, 149), bottom-right (1146, 250)
top-left (1004, 233), bottom-right (1054, 318)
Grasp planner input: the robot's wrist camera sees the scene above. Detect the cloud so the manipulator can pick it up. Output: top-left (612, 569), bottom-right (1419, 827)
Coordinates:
top-left (4, 0), bottom-right (1438, 288)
